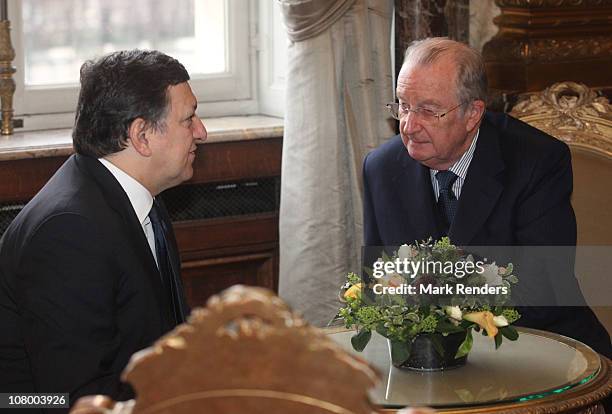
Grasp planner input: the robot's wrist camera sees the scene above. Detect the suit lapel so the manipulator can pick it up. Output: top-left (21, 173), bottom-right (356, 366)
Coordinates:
top-left (74, 154), bottom-right (167, 313)
top-left (398, 152), bottom-right (442, 243)
top-left (449, 118), bottom-right (505, 245)
top-left (155, 199), bottom-right (189, 319)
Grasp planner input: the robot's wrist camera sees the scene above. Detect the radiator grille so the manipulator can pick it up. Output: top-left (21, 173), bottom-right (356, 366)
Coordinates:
top-left (0, 177), bottom-right (280, 236)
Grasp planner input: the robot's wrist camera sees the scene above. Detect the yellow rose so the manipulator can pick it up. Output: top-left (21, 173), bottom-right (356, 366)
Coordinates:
top-left (344, 283), bottom-right (362, 300)
top-left (463, 311), bottom-right (498, 338)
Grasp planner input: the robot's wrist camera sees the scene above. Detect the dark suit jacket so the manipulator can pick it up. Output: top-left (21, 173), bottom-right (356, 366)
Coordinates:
top-left (0, 154), bottom-right (189, 410)
top-left (363, 112), bottom-right (611, 357)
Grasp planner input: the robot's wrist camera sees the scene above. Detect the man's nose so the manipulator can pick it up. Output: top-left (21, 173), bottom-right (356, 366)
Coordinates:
top-left (401, 112), bottom-right (421, 135)
top-left (193, 116), bottom-right (207, 142)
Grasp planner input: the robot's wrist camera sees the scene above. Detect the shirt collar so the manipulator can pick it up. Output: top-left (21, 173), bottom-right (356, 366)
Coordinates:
top-left (98, 158), bottom-right (153, 225)
top-left (430, 128), bottom-right (480, 179)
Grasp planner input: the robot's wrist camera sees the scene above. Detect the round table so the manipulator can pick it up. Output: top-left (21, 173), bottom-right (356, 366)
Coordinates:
top-left (327, 328), bottom-right (611, 413)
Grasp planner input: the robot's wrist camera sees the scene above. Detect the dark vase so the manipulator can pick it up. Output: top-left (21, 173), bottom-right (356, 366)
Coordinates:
top-left (394, 331), bottom-right (468, 371)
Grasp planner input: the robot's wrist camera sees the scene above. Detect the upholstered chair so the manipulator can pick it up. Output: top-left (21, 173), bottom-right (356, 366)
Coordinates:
top-left (511, 82), bottom-right (612, 335)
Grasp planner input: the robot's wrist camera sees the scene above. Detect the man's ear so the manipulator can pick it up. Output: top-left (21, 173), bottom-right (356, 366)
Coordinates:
top-left (127, 118), bottom-right (153, 157)
top-left (466, 100), bottom-right (486, 132)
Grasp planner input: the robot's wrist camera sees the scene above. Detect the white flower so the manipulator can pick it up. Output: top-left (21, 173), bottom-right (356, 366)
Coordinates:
top-left (397, 244), bottom-right (413, 261)
top-left (493, 315), bottom-right (509, 327)
top-left (480, 263), bottom-right (503, 286)
top-left (444, 306), bottom-right (463, 321)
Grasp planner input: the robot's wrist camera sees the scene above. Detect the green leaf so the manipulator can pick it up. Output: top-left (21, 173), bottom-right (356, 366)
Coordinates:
top-left (459, 320), bottom-right (473, 329)
top-left (390, 340), bottom-right (411, 366)
top-left (351, 329), bottom-right (372, 352)
top-left (455, 329), bottom-right (473, 359)
top-left (500, 325), bottom-right (519, 341)
top-left (506, 275), bottom-right (518, 284)
top-left (405, 312), bottom-right (420, 323)
top-left (494, 332), bottom-right (503, 349)
top-left (436, 320), bottom-right (466, 334)
top-left (375, 323), bottom-right (388, 338)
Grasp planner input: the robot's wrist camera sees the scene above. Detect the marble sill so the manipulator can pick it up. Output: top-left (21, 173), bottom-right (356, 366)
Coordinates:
top-left (0, 115), bottom-right (284, 162)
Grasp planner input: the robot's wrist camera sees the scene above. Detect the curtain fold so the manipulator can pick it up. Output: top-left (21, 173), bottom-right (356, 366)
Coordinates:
top-left (469, 0), bottom-right (500, 51)
top-left (278, 0), bottom-right (356, 42)
top-left (278, 0), bottom-right (395, 326)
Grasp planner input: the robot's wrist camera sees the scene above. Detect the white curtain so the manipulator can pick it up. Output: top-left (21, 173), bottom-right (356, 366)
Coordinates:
top-left (469, 0), bottom-right (500, 51)
top-left (278, 0), bottom-right (395, 326)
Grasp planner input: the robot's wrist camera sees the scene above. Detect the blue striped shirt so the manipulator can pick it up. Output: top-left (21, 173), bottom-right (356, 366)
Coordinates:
top-left (430, 129), bottom-right (480, 201)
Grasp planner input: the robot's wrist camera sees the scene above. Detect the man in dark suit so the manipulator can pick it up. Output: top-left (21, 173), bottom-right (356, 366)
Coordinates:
top-left (0, 50), bottom-right (207, 407)
top-left (363, 38), bottom-right (611, 357)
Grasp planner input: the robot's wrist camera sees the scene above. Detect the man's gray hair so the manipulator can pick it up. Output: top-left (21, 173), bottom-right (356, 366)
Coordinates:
top-left (402, 37), bottom-right (488, 105)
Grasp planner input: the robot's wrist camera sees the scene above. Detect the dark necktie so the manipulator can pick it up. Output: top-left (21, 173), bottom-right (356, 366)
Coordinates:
top-left (435, 170), bottom-right (458, 235)
top-left (149, 199), bottom-right (185, 326)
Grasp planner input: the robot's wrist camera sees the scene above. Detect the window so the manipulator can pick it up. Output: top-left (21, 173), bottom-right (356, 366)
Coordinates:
top-left (8, 0), bottom-right (286, 131)
top-left (257, 0), bottom-right (287, 118)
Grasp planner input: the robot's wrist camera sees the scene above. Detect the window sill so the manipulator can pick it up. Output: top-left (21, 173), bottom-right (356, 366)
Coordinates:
top-left (0, 115), bottom-right (284, 162)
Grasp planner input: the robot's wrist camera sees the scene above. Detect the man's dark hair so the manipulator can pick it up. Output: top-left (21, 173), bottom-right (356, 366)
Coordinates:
top-left (72, 49), bottom-right (190, 157)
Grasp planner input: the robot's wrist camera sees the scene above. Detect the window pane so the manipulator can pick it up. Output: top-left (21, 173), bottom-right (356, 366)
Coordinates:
top-left (23, 0), bottom-right (226, 87)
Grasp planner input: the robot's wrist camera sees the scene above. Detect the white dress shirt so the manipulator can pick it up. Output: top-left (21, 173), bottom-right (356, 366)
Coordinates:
top-left (98, 158), bottom-right (158, 266)
top-left (429, 128), bottom-right (480, 201)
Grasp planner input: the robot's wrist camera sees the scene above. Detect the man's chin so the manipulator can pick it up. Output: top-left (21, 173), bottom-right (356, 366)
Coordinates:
top-left (183, 168), bottom-right (194, 182)
top-left (176, 166), bottom-right (194, 185)
top-left (406, 145), bottom-right (430, 162)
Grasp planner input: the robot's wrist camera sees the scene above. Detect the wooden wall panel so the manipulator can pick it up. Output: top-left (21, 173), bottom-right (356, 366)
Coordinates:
top-left (482, 0), bottom-right (612, 97)
top-left (0, 137), bottom-right (282, 308)
top-left (0, 156), bottom-right (66, 203)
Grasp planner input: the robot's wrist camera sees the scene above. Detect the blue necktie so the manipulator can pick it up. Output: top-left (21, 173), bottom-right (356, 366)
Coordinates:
top-left (149, 199), bottom-right (185, 326)
top-left (435, 170), bottom-right (458, 235)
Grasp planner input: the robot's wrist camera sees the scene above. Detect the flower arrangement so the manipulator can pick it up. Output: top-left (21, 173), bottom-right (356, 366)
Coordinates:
top-left (337, 238), bottom-right (521, 368)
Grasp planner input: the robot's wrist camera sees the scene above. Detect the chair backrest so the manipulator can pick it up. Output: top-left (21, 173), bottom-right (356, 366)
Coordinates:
top-left (510, 81), bottom-right (612, 245)
top-left (71, 285), bottom-right (380, 414)
top-left (510, 81), bottom-right (612, 335)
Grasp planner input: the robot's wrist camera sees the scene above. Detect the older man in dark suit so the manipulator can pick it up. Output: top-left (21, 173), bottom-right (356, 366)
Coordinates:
top-left (0, 50), bottom-right (207, 408)
top-left (363, 38), bottom-right (611, 357)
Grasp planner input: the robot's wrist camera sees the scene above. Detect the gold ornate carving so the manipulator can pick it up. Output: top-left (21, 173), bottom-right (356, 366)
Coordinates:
top-left (495, 0), bottom-right (612, 7)
top-left (0, 19), bottom-right (15, 135)
top-left (484, 0), bottom-right (612, 94)
top-left (71, 286), bottom-right (380, 414)
top-left (572, 402), bottom-right (605, 414)
top-left (483, 37), bottom-right (612, 62)
top-left (511, 82), bottom-right (612, 157)
top-left (530, 37), bottom-right (612, 61)
top-left (71, 396), bottom-right (133, 414)
top-left (577, 403), bottom-right (606, 414)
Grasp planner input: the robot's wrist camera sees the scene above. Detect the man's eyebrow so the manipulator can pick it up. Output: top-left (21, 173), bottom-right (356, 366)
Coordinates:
top-left (419, 99), bottom-right (443, 107)
top-left (184, 103), bottom-right (197, 120)
top-left (398, 98), bottom-right (443, 107)
top-left (397, 97), bottom-right (443, 107)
